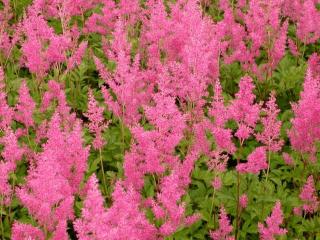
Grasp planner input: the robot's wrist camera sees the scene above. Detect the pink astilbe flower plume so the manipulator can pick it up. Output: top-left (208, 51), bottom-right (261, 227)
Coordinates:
top-left (240, 194), bottom-right (248, 209)
top-left (41, 80), bottom-right (76, 125)
top-left (258, 201), bottom-right (287, 240)
top-left (288, 38), bottom-right (299, 57)
top-left (74, 174), bottom-right (107, 240)
top-left (229, 76), bottom-right (260, 142)
top-left (210, 206), bottom-right (234, 240)
top-left (123, 92), bottom-right (186, 190)
top-left (84, 89), bottom-right (109, 150)
top-left (0, 127), bottom-right (24, 205)
top-left (67, 41), bottom-right (88, 70)
top-left (75, 175), bottom-right (157, 240)
top-left (217, 0), bottom-right (288, 79)
top-left (11, 222), bottom-right (45, 240)
top-left (14, 80), bottom-right (36, 128)
top-left (16, 112), bottom-right (88, 234)
top-left (237, 147), bottom-right (268, 174)
top-left (296, 0), bottom-right (320, 44)
top-left (20, 9), bottom-right (71, 78)
top-left (282, 152), bottom-right (294, 166)
top-left (0, 67), bottom-right (13, 129)
top-left (299, 175), bottom-right (319, 214)
top-left (84, 0), bottom-right (140, 35)
top-left (289, 68), bottom-right (320, 163)
top-left (210, 79), bottom-right (229, 128)
top-left (256, 91), bottom-right (284, 152)
top-left (154, 149), bottom-right (200, 236)
top-left (98, 20), bottom-right (153, 126)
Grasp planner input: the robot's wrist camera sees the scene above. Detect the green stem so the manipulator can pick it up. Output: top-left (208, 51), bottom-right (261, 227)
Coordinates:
top-left (261, 150), bottom-right (271, 218)
top-left (235, 143), bottom-right (243, 240)
top-left (210, 188), bottom-right (216, 228)
top-left (120, 118), bottom-right (125, 155)
top-left (265, 150), bottom-right (271, 183)
top-left (0, 195), bottom-right (4, 240)
top-left (235, 170), bottom-right (241, 240)
top-left (99, 148), bottom-right (108, 197)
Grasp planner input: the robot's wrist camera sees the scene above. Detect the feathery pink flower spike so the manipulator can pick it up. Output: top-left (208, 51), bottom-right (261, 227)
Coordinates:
top-left (237, 147), bottom-right (268, 174)
top-left (299, 175), bottom-right (319, 214)
top-left (210, 206), bottom-right (234, 240)
top-left (258, 201), bottom-right (287, 240)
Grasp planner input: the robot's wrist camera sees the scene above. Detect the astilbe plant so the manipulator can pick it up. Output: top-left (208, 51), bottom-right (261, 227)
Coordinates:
top-left (285, 0), bottom-right (320, 44)
top-left (210, 206), bottom-right (234, 240)
top-left (237, 147), bottom-right (268, 174)
top-left (84, 89), bottom-right (108, 150)
top-left (217, 0), bottom-right (288, 79)
top-left (256, 91), bottom-right (284, 153)
top-left (0, 128), bottom-right (24, 205)
top-left (0, 67), bottom-right (13, 129)
top-left (19, 7), bottom-right (70, 78)
top-left (289, 68), bottom-right (320, 163)
top-left (229, 76), bottom-right (260, 143)
top-left (97, 20), bottom-right (153, 126)
top-left (15, 112), bottom-right (88, 238)
top-left (298, 175), bottom-right (319, 214)
top-left (1, 0), bottom-right (320, 239)
top-left (14, 81), bottom-right (36, 129)
top-left (84, 0), bottom-right (140, 35)
top-left (74, 174), bottom-right (157, 240)
top-left (258, 201), bottom-right (287, 240)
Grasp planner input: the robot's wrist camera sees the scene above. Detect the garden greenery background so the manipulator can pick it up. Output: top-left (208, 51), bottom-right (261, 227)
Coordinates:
top-left (0, 0), bottom-right (319, 239)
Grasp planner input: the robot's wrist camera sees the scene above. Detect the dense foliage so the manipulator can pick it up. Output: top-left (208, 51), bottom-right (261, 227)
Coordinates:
top-left (0, 0), bottom-right (319, 239)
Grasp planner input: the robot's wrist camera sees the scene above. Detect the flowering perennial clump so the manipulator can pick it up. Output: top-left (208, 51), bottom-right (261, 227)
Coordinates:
top-left (0, 0), bottom-right (319, 239)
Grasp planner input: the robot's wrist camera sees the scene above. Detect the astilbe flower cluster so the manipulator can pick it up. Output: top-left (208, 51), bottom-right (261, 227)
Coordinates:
top-left (1, 0), bottom-right (320, 239)
top-left (206, 80), bottom-right (235, 186)
top-left (84, 0), bottom-right (140, 35)
top-left (229, 76), bottom-right (260, 143)
top-left (289, 68), bottom-right (320, 163)
top-left (0, 128), bottom-right (24, 205)
top-left (0, 0), bottom-right (17, 58)
top-left (210, 206), bottom-right (234, 240)
top-left (14, 81), bottom-right (36, 128)
top-left (84, 89), bottom-right (108, 150)
top-left (258, 201), bottom-right (287, 240)
top-left (152, 149), bottom-right (200, 236)
top-left (75, 174), bottom-right (157, 240)
top-left (41, 80), bottom-right (76, 125)
top-left (217, 0), bottom-right (288, 79)
top-left (0, 67), bottom-right (13, 129)
top-left (237, 147), bottom-right (268, 174)
top-left (256, 91), bottom-right (284, 152)
top-left (19, 8), bottom-right (70, 78)
top-left (298, 175), bottom-right (319, 214)
top-left (284, 0), bottom-right (320, 44)
top-left (123, 91), bottom-right (186, 190)
top-left (15, 112), bottom-right (88, 238)
top-left (97, 20), bottom-right (153, 126)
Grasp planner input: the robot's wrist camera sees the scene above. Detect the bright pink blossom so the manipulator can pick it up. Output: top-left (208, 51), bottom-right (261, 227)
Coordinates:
top-left (289, 68), bottom-right (320, 163)
top-left (299, 175), bottom-right (319, 214)
top-left (11, 222), bottom-right (45, 240)
top-left (282, 153), bottom-right (294, 166)
top-left (14, 81), bottom-right (36, 128)
top-left (75, 175), bottom-right (157, 240)
top-left (258, 201), bottom-right (287, 240)
top-left (237, 147), bottom-right (268, 174)
top-left (210, 206), bottom-right (234, 240)
top-left (240, 194), bottom-right (248, 209)
top-left (84, 89), bottom-right (108, 150)
top-left (256, 91), bottom-right (284, 152)
top-left (0, 67), bottom-right (13, 129)
top-left (229, 76), bottom-right (260, 142)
